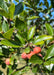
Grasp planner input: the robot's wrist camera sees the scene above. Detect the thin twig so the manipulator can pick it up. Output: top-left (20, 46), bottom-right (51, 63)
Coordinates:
top-left (11, 64), bottom-right (28, 75)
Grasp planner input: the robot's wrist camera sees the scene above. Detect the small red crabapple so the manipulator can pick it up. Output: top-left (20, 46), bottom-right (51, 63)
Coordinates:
top-left (33, 47), bottom-right (41, 54)
top-left (21, 52), bottom-right (27, 59)
top-left (27, 51), bottom-right (35, 59)
top-left (38, 53), bottom-right (43, 58)
top-left (5, 58), bottom-right (10, 65)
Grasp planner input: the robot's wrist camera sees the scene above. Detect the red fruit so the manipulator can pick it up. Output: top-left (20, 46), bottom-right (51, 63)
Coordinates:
top-left (27, 51), bottom-right (35, 59)
top-left (38, 53), bottom-right (43, 58)
top-left (21, 52), bottom-right (27, 59)
top-left (5, 58), bottom-right (10, 65)
top-left (33, 47), bottom-right (41, 54)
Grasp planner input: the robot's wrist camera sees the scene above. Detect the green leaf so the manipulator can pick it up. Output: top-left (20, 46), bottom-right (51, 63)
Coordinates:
top-left (33, 35), bottom-right (53, 45)
top-left (0, 8), bottom-right (8, 18)
top-left (19, 10), bottom-right (27, 21)
top-left (44, 58), bottom-right (54, 65)
top-left (27, 16), bottom-right (39, 20)
top-left (1, 40), bottom-right (22, 48)
top-left (16, 34), bottom-right (25, 44)
top-left (13, 71), bottom-right (21, 75)
top-left (44, 44), bottom-right (54, 60)
top-left (45, 23), bottom-right (54, 35)
top-left (0, 0), bottom-right (8, 12)
top-left (51, 0), bottom-right (54, 8)
top-left (0, 47), bottom-right (3, 55)
top-left (8, 67), bottom-right (13, 75)
top-left (44, 0), bottom-right (49, 8)
top-left (32, 66), bottom-right (38, 73)
top-left (23, 2), bottom-right (30, 6)
top-left (14, 0), bottom-right (19, 2)
top-left (3, 27), bottom-right (14, 39)
top-left (10, 54), bottom-right (17, 65)
top-left (15, 17), bottom-right (26, 31)
top-left (14, 2), bottom-right (24, 15)
top-left (29, 55), bottom-right (43, 65)
top-left (8, 3), bottom-right (15, 19)
top-left (45, 64), bottom-right (54, 71)
top-left (0, 33), bottom-right (4, 38)
top-left (28, 26), bottom-right (36, 40)
top-left (2, 21), bottom-right (9, 33)
top-left (0, 20), bottom-right (2, 31)
top-left (24, 47), bottom-right (30, 53)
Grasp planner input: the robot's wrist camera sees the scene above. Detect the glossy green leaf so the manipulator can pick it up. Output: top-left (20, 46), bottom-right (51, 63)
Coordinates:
top-left (24, 47), bottom-right (30, 53)
top-left (33, 35), bottom-right (53, 45)
top-left (2, 21), bottom-right (9, 33)
top-left (0, 8), bottom-right (8, 18)
top-left (0, 33), bottom-right (4, 38)
top-left (1, 40), bottom-right (22, 48)
top-left (10, 54), bottom-right (17, 65)
top-left (44, 58), bottom-right (54, 65)
top-left (13, 71), bottom-right (21, 75)
top-left (45, 23), bottom-right (54, 35)
top-left (28, 26), bottom-right (36, 40)
top-left (8, 67), bottom-right (13, 75)
top-left (19, 10), bottom-right (27, 21)
top-left (14, 0), bottom-right (19, 2)
top-left (27, 16), bottom-right (39, 20)
top-left (32, 66), bottom-right (38, 73)
top-left (3, 27), bottom-right (14, 39)
top-left (0, 47), bottom-right (3, 55)
top-left (51, 0), bottom-right (54, 8)
top-left (44, 0), bottom-right (49, 8)
top-left (0, 20), bottom-right (2, 31)
top-left (14, 2), bottom-right (24, 15)
top-left (23, 2), bottom-right (30, 6)
top-left (45, 64), bottom-right (54, 71)
top-left (16, 34), bottom-right (25, 44)
top-left (29, 55), bottom-right (43, 64)
top-left (44, 44), bottom-right (54, 60)
top-left (4, 0), bottom-right (8, 2)
top-left (15, 17), bottom-right (26, 31)
top-left (8, 3), bottom-right (15, 19)
top-left (0, 0), bottom-right (8, 12)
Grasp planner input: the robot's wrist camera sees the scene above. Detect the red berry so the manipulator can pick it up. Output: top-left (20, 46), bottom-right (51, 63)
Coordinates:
top-left (37, 53), bottom-right (43, 58)
top-left (5, 58), bottom-right (10, 65)
top-left (33, 47), bottom-right (41, 54)
top-left (21, 52), bottom-right (27, 59)
top-left (27, 51), bottom-right (35, 59)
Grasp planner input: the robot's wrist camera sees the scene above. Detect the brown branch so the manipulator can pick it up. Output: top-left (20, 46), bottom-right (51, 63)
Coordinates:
top-left (48, 41), bottom-right (54, 45)
top-left (11, 64), bottom-right (28, 75)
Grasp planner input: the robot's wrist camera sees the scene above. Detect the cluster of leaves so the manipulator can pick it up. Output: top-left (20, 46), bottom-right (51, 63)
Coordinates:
top-left (0, 0), bottom-right (54, 75)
